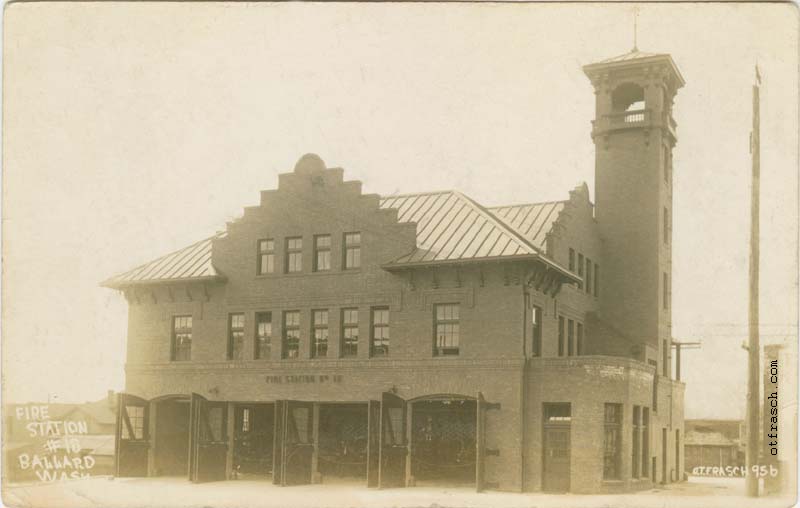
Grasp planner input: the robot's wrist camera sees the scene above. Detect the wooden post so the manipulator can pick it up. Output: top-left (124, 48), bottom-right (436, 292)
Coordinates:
top-left (745, 66), bottom-right (761, 498)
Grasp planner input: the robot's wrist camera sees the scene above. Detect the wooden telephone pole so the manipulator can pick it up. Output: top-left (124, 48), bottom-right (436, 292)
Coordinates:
top-left (745, 65), bottom-right (761, 498)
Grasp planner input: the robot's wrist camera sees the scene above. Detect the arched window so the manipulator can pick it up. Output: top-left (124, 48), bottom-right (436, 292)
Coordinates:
top-left (611, 82), bottom-right (645, 112)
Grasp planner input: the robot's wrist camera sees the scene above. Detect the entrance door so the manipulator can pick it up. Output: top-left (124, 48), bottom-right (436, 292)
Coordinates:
top-left (543, 425), bottom-right (570, 492)
top-left (366, 400), bottom-right (380, 487)
top-left (114, 393), bottom-right (150, 477)
top-left (188, 393), bottom-right (228, 483)
top-left (281, 400), bottom-right (314, 486)
top-left (379, 392), bottom-right (407, 488)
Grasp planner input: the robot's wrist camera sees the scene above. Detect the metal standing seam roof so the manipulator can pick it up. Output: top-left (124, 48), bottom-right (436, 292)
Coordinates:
top-left (378, 191), bottom-right (543, 266)
top-left (103, 191), bottom-right (575, 287)
top-left (101, 233), bottom-right (226, 289)
top-left (488, 201), bottom-right (566, 251)
top-left (596, 49), bottom-right (665, 64)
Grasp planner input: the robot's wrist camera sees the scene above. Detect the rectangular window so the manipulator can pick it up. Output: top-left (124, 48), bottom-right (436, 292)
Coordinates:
top-left (255, 312), bottom-right (272, 360)
top-left (642, 408), bottom-right (650, 477)
top-left (344, 232), bottom-right (361, 269)
top-left (603, 403), bottom-right (622, 480)
top-left (121, 405), bottom-right (145, 439)
top-left (632, 405), bottom-right (641, 478)
top-left (371, 307), bottom-right (389, 357)
top-left (171, 315), bottom-right (192, 361)
top-left (576, 322), bottom-right (584, 355)
top-left (434, 304), bottom-right (460, 356)
top-left (544, 403), bottom-right (571, 422)
top-left (568, 248), bottom-right (575, 271)
top-left (285, 237), bottom-right (303, 273)
top-left (314, 235), bottom-right (331, 272)
top-left (594, 263), bottom-right (600, 297)
top-left (577, 253), bottom-right (584, 290)
top-left (311, 310), bottom-right (329, 358)
top-left (558, 316), bottom-right (565, 356)
top-left (341, 308), bottom-right (359, 357)
top-left (586, 258), bottom-right (593, 294)
top-left (531, 305), bottom-right (542, 357)
top-left (257, 239), bottom-right (275, 275)
top-left (567, 319), bottom-right (575, 356)
top-left (663, 339), bottom-right (669, 378)
top-left (663, 272), bottom-right (669, 310)
top-left (227, 313), bottom-right (245, 360)
top-left (282, 311), bottom-right (300, 359)
top-left (649, 359), bottom-right (659, 411)
top-left (663, 208), bottom-right (670, 245)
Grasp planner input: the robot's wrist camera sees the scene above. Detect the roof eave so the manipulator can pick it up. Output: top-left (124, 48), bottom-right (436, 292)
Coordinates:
top-left (382, 254), bottom-right (581, 284)
top-left (100, 274), bottom-right (226, 290)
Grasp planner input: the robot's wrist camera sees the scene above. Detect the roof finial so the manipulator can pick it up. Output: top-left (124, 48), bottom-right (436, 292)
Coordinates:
top-left (632, 6), bottom-right (639, 52)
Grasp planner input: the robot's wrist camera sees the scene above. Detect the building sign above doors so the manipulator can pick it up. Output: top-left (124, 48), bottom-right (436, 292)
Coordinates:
top-left (265, 374), bottom-right (344, 385)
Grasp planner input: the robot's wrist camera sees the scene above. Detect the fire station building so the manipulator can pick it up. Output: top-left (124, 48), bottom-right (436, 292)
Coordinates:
top-left (103, 49), bottom-right (686, 493)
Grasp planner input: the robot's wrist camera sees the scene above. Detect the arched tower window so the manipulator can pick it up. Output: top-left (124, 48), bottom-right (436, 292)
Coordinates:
top-left (611, 83), bottom-right (645, 112)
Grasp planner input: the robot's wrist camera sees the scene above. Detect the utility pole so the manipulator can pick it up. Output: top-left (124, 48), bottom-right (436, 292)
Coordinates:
top-left (745, 65), bottom-right (761, 498)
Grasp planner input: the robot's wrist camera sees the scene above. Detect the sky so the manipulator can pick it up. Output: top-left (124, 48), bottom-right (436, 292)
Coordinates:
top-left (2, 2), bottom-right (798, 419)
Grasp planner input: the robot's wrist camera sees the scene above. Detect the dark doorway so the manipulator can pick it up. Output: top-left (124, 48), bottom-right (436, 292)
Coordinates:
top-left (411, 398), bottom-right (476, 487)
top-left (154, 397), bottom-right (190, 476)
top-left (233, 403), bottom-right (274, 479)
top-left (542, 403), bottom-right (571, 492)
top-left (318, 404), bottom-right (368, 483)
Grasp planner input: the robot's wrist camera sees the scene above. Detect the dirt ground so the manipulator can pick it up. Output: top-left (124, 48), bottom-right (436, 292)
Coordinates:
top-left (2, 475), bottom-right (795, 508)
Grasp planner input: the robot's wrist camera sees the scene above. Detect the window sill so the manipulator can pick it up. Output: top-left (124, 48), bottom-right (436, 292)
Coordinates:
top-left (255, 269), bottom-right (363, 279)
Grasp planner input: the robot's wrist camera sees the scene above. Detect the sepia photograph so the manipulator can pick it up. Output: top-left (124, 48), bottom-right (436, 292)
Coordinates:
top-left (1, 2), bottom-right (798, 507)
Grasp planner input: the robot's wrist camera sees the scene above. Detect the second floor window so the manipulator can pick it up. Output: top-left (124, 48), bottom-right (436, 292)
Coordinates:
top-left (577, 322), bottom-right (584, 355)
top-left (341, 308), bottom-right (359, 357)
top-left (531, 305), bottom-right (542, 357)
top-left (283, 311), bottom-right (300, 359)
top-left (286, 237), bottom-right (303, 273)
top-left (171, 315), bottom-right (192, 361)
top-left (344, 232), bottom-right (361, 269)
top-left (586, 258), bottom-right (593, 294)
top-left (228, 313), bottom-right (245, 360)
top-left (568, 248), bottom-right (575, 271)
top-left (567, 319), bottom-right (575, 356)
top-left (594, 263), bottom-right (600, 298)
top-left (311, 310), bottom-right (329, 358)
top-left (257, 239), bottom-right (275, 274)
top-left (314, 235), bottom-right (331, 272)
top-left (577, 253), bottom-right (584, 290)
top-left (434, 304), bottom-right (460, 356)
top-left (558, 316), bottom-right (565, 357)
top-left (255, 312), bottom-right (272, 360)
top-left (663, 207), bottom-right (670, 245)
top-left (371, 307), bottom-right (389, 357)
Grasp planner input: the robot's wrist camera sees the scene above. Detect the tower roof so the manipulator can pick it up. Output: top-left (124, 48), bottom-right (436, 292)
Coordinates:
top-left (583, 48), bottom-right (685, 89)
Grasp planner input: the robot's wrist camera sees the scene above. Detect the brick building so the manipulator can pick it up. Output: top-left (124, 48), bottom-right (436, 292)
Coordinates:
top-left (103, 48), bottom-right (686, 493)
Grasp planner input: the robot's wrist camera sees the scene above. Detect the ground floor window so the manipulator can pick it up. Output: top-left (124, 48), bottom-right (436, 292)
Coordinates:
top-left (603, 403), bottom-right (622, 480)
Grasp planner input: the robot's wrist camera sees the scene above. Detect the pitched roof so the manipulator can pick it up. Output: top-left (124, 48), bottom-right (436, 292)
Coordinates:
top-left (102, 233), bottom-right (226, 289)
top-left (378, 191), bottom-right (546, 267)
top-left (596, 49), bottom-right (665, 64)
top-left (488, 201), bottom-right (566, 250)
top-left (104, 191), bottom-right (577, 286)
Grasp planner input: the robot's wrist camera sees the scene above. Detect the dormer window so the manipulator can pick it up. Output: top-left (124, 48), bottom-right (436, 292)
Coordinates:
top-left (257, 239), bottom-right (275, 274)
top-left (314, 235), bottom-right (331, 272)
top-left (344, 232), bottom-right (361, 270)
top-left (286, 237), bottom-right (303, 273)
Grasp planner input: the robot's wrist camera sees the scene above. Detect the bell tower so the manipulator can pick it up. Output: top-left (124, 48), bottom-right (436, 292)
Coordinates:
top-left (583, 50), bottom-right (684, 372)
